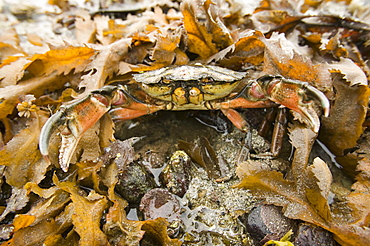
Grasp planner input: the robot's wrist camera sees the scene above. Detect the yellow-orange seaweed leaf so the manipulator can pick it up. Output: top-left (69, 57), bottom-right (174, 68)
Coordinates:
top-left (57, 180), bottom-right (109, 246)
top-left (25, 46), bottom-right (95, 77)
top-left (6, 219), bottom-right (59, 246)
top-left (319, 70), bottom-right (370, 161)
top-left (13, 215), bottom-right (36, 232)
top-left (181, 0), bottom-right (218, 58)
top-left (261, 32), bottom-right (332, 92)
top-left (0, 112), bottom-right (49, 187)
top-left (141, 218), bottom-right (182, 246)
top-left (305, 158), bottom-right (333, 222)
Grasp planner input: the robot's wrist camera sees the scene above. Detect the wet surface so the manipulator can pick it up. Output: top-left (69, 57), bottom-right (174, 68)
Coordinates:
top-left (113, 109), bottom-right (338, 245)
top-left (114, 110), bottom-right (270, 244)
top-left (115, 111), bottom-right (230, 158)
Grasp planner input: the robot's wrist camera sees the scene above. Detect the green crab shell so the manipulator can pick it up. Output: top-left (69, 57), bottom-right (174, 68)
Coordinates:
top-left (133, 64), bottom-right (247, 84)
top-left (133, 65), bottom-right (247, 103)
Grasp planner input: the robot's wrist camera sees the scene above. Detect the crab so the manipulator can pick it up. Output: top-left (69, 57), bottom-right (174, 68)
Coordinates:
top-left (39, 64), bottom-right (330, 171)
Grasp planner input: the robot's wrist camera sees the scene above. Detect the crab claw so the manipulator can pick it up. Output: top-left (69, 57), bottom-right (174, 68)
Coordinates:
top-left (39, 86), bottom-right (118, 171)
top-left (250, 75), bottom-right (330, 133)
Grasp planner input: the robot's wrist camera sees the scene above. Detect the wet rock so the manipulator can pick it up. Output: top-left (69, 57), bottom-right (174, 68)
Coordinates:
top-left (115, 161), bottom-right (157, 204)
top-left (240, 204), bottom-right (297, 246)
top-left (141, 150), bottom-right (167, 169)
top-left (241, 205), bottom-right (339, 245)
top-left (160, 150), bottom-right (192, 197)
top-left (181, 177), bottom-right (256, 245)
top-left (293, 223), bottom-right (339, 246)
top-left (244, 129), bottom-right (271, 155)
top-left (139, 188), bottom-right (181, 236)
top-left (101, 138), bottom-right (137, 172)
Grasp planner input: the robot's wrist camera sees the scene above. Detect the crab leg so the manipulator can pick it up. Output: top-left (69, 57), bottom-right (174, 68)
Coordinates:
top-left (220, 108), bottom-right (249, 132)
top-left (270, 108), bottom-right (288, 156)
top-left (255, 107), bottom-right (288, 157)
top-left (211, 98), bottom-right (277, 132)
top-left (258, 75), bottom-right (329, 133)
top-left (109, 100), bottom-right (164, 121)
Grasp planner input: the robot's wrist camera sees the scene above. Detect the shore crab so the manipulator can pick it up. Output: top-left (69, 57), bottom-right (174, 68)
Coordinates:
top-left (39, 64), bottom-right (329, 171)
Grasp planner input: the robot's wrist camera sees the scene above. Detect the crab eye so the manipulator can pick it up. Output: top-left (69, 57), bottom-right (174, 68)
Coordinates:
top-left (189, 87), bottom-right (200, 97)
top-left (174, 87), bottom-right (186, 97)
top-left (189, 87), bottom-right (203, 104)
top-left (173, 87), bottom-right (187, 105)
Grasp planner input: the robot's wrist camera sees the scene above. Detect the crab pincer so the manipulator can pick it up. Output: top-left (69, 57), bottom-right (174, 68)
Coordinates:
top-left (39, 84), bottom-right (163, 171)
top-left (213, 75), bottom-right (329, 133)
top-left (39, 86), bottom-right (118, 171)
top-left (248, 75), bottom-right (330, 133)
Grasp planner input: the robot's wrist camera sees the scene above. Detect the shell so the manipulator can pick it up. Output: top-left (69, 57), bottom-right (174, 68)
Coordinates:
top-left (133, 64), bottom-right (247, 84)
